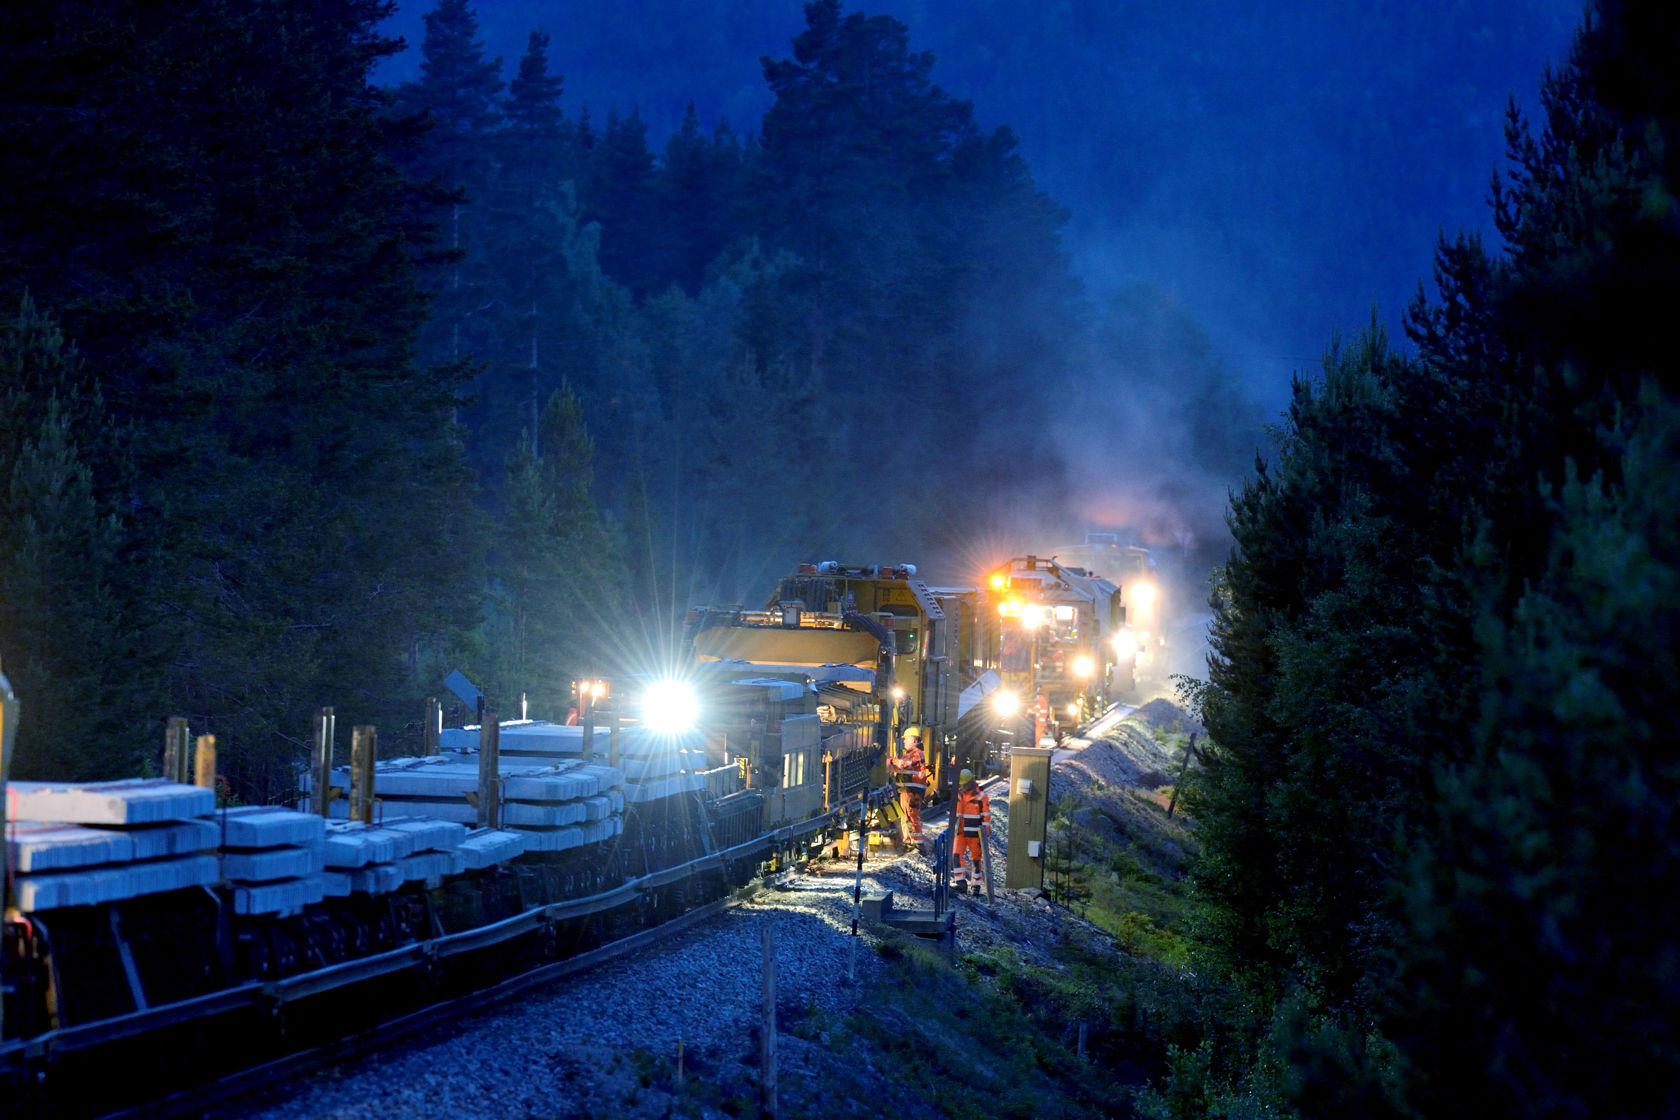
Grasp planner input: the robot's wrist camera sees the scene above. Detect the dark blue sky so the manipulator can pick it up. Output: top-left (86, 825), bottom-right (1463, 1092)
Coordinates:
top-left (378, 1), bottom-right (1580, 411)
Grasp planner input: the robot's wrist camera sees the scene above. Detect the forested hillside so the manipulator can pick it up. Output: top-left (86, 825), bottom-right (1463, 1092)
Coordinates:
top-left (1174, 0), bottom-right (1679, 1113)
top-left (375, 0), bottom-right (1580, 412)
top-left (0, 1), bottom-right (481, 799)
top-left (0, 1), bottom-right (1260, 797)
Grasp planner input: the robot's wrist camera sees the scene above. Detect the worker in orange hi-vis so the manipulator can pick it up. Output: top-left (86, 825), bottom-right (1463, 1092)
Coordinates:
top-left (1034, 693), bottom-right (1049, 744)
top-left (950, 768), bottom-right (990, 894)
top-left (887, 726), bottom-right (928, 851)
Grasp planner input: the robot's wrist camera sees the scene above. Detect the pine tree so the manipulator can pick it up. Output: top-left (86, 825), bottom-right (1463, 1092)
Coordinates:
top-left (754, 0), bottom-right (969, 393)
top-left (476, 385), bottom-right (623, 719)
top-left (497, 28), bottom-right (575, 201)
top-left (0, 363), bottom-right (138, 780)
top-left (0, 1), bottom-right (481, 794)
top-left (1189, 325), bottom-right (1453, 1008)
top-left (503, 29), bottom-right (563, 135)
top-left (1380, 1), bottom-right (1680, 1111)
top-left (1392, 402), bottom-right (1680, 1115)
top-left (1184, 1), bottom-right (1680, 1112)
top-left (583, 109), bottom-right (661, 297)
top-left (751, 0), bottom-right (1077, 538)
top-left (395, 0), bottom-right (503, 159)
top-left (651, 104), bottom-right (745, 296)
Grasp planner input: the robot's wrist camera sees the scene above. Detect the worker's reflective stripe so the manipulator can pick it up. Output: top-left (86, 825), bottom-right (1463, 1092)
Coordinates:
top-left (894, 749), bottom-right (927, 794)
top-left (893, 752), bottom-right (934, 795)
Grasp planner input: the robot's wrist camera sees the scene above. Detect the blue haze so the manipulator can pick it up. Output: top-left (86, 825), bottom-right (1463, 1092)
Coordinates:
top-left (378, 1), bottom-right (1580, 411)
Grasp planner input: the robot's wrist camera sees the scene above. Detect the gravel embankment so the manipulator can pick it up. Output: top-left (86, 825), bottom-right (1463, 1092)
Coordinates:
top-left (212, 714), bottom-right (1185, 1120)
top-left (1049, 700), bottom-right (1196, 803)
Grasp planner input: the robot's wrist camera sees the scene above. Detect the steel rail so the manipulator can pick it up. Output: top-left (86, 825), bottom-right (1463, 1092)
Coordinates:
top-left (0, 827), bottom-right (778, 1065)
top-left (95, 886), bottom-right (760, 1120)
top-left (2, 787), bottom-right (894, 1115)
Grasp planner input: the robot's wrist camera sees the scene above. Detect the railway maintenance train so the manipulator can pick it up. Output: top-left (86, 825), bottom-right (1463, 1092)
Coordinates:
top-left (1047, 532), bottom-right (1165, 687)
top-left (0, 552), bottom-right (1138, 1116)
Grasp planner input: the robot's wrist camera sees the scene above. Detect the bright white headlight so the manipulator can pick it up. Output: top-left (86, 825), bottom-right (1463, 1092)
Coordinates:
top-left (643, 679), bottom-right (699, 734)
top-left (1129, 580), bottom-right (1158, 613)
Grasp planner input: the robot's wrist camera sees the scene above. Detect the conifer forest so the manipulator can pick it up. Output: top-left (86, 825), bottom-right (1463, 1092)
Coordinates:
top-left (1, 1), bottom-right (1675, 1113)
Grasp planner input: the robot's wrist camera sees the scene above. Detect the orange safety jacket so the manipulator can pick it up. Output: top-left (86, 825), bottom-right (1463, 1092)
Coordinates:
top-left (954, 783), bottom-right (990, 836)
top-left (891, 744), bottom-right (927, 796)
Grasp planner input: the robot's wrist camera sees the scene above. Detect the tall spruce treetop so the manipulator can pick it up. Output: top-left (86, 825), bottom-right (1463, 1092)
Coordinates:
top-left (504, 29), bottom-right (564, 135)
top-left (401, 0), bottom-right (503, 139)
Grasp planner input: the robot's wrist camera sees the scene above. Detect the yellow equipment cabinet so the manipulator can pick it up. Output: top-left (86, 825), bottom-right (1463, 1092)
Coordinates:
top-left (1006, 746), bottom-right (1053, 891)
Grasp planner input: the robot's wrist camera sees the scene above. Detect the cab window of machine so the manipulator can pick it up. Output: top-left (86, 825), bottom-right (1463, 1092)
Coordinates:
top-left (782, 747), bottom-right (818, 788)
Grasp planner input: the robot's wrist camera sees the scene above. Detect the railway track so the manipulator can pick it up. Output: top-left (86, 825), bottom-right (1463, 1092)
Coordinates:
top-left (105, 878), bottom-right (775, 1120)
top-left (4, 813), bottom-right (830, 1120)
top-left (184, 774), bottom-right (1120, 1120)
top-left (8, 719), bottom-right (1130, 1120)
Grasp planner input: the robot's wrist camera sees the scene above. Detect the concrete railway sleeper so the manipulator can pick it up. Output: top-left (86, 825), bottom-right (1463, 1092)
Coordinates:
top-left (0, 830), bottom-right (786, 1119)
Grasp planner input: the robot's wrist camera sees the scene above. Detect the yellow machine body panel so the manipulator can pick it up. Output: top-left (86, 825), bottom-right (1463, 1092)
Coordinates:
top-left (692, 626), bottom-right (880, 670)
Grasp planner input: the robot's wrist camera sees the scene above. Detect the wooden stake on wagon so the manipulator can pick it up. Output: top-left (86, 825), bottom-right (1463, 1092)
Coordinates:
top-left (311, 707), bottom-right (336, 817)
top-left (193, 734), bottom-right (217, 792)
top-left (423, 697), bottom-right (441, 756)
top-left (477, 711), bottom-right (500, 828)
top-left (164, 716), bottom-right (190, 784)
top-left (351, 725), bottom-right (377, 824)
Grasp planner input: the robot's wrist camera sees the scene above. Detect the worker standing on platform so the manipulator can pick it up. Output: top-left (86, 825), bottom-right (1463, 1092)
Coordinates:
top-left (951, 768), bottom-right (991, 894)
top-left (888, 726), bottom-right (928, 852)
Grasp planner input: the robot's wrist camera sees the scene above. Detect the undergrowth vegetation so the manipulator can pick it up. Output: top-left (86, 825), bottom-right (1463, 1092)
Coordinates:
top-left (845, 754), bottom-right (1220, 1117)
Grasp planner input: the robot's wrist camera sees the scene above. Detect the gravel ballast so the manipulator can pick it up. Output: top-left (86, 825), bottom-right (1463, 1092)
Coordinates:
top-left (213, 712), bottom-right (1182, 1120)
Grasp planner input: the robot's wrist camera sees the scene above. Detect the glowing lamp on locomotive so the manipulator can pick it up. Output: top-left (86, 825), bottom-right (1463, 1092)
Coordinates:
top-left (641, 679), bottom-right (699, 734)
top-left (1128, 579), bottom-right (1158, 623)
